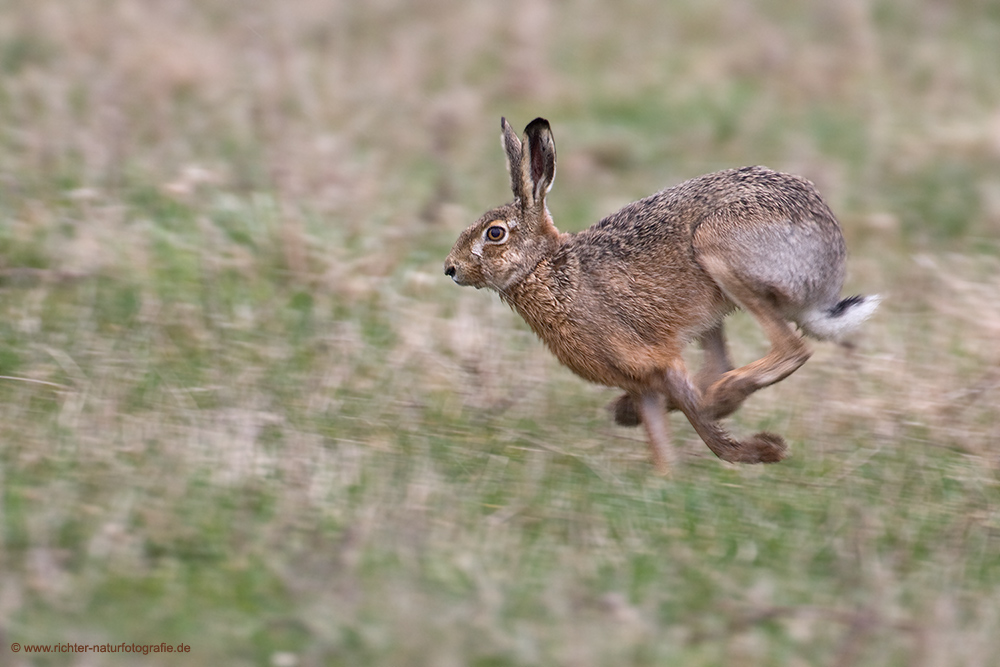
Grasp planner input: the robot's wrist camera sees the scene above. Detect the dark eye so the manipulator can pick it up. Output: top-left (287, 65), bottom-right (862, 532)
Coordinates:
top-left (486, 225), bottom-right (507, 242)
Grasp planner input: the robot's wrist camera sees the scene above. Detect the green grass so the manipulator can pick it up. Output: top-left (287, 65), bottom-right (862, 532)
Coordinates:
top-left (2, 0), bottom-right (1000, 665)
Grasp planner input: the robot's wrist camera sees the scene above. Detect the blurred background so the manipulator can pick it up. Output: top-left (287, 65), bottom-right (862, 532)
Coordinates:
top-left (1, 0), bottom-right (999, 665)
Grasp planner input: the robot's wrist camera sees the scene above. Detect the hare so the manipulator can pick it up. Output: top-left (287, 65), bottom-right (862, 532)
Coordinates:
top-left (444, 117), bottom-right (879, 473)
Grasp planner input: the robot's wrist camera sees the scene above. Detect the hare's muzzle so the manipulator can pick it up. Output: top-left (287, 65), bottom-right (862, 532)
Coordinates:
top-left (444, 263), bottom-right (464, 285)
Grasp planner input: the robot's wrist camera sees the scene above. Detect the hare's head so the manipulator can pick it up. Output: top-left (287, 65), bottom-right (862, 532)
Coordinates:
top-left (444, 117), bottom-right (561, 292)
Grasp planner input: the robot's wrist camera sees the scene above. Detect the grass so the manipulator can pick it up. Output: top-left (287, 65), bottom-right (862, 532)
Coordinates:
top-left (1, 0), bottom-right (1000, 665)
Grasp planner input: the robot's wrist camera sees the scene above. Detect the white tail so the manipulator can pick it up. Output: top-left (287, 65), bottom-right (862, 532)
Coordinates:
top-left (800, 295), bottom-right (882, 342)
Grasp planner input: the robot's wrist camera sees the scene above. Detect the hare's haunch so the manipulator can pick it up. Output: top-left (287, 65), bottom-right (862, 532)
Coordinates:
top-left (445, 117), bottom-right (879, 474)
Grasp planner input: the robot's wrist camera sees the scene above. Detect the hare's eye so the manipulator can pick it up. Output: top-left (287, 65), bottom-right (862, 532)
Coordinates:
top-left (485, 225), bottom-right (507, 242)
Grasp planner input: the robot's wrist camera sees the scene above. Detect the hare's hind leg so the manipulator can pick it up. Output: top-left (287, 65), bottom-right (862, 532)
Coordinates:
top-left (695, 255), bottom-right (812, 421)
top-left (661, 363), bottom-right (787, 464)
top-left (612, 324), bottom-right (733, 427)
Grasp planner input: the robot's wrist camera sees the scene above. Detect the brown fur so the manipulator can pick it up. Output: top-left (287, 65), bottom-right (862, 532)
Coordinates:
top-left (445, 117), bottom-right (879, 473)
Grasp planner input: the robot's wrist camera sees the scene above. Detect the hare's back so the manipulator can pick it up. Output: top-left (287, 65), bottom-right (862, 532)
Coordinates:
top-left (572, 165), bottom-right (848, 314)
top-left (582, 166), bottom-right (839, 245)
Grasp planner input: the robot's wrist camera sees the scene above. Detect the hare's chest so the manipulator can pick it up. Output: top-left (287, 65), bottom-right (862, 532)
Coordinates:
top-left (507, 287), bottom-right (670, 389)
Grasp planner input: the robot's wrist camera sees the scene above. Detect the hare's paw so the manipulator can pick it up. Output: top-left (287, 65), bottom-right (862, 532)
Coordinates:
top-left (719, 432), bottom-right (787, 464)
top-left (744, 432), bottom-right (788, 463)
top-left (611, 391), bottom-right (682, 426)
top-left (610, 394), bottom-right (641, 427)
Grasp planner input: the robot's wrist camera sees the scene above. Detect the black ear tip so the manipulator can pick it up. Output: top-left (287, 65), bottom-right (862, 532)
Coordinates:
top-left (500, 116), bottom-right (508, 129)
top-left (525, 117), bottom-right (550, 133)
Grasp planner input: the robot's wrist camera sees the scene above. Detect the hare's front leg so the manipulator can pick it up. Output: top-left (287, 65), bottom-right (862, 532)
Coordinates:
top-left (633, 392), bottom-right (675, 475)
top-left (611, 324), bottom-right (734, 427)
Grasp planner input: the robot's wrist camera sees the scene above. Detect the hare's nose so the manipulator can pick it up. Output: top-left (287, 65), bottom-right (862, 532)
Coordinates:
top-left (444, 265), bottom-right (456, 278)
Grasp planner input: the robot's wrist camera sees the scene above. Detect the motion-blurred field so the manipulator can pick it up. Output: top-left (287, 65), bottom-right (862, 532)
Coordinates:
top-left (2, 0), bottom-right (999, 665)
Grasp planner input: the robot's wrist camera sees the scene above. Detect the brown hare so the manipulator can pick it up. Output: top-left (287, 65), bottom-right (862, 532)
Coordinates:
top-left (444, 117), bottom-right (879, 473)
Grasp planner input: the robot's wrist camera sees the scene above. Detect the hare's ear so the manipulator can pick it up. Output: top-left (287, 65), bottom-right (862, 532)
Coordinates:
top-left (520, 117), bottom-right (556, 210)
top-left (501, 117), bottom-right (525, 201)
